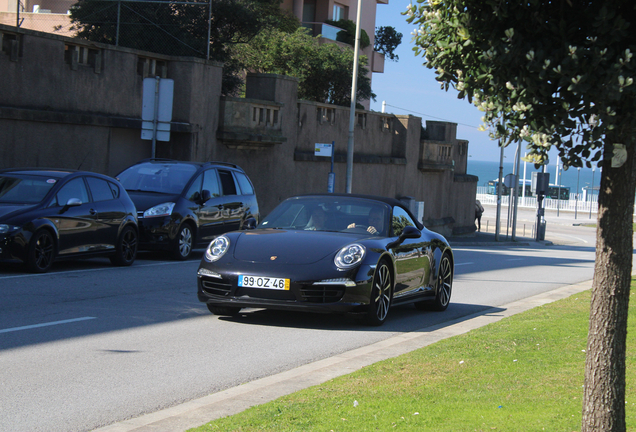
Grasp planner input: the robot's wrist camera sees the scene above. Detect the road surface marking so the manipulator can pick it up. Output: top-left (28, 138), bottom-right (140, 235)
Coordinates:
top-left (0, 317), bottom-right (96, 334)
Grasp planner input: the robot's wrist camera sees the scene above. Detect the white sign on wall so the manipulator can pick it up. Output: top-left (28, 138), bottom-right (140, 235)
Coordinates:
top-left (141, 77), bottom-right (174, 142)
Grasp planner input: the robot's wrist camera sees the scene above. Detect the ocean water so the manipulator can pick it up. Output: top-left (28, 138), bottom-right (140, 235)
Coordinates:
top-left (467, 159), bottom-right (601, 196)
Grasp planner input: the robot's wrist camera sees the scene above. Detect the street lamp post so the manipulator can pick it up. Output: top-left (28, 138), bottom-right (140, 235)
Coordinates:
top-left (589, 166), bottom-right (596, 219)
top-left (575, 167), bottom-right (580, 219)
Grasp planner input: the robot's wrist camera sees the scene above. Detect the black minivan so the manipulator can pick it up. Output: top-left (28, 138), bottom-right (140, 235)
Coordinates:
top-left (116, 159), bottom-right (259, 260)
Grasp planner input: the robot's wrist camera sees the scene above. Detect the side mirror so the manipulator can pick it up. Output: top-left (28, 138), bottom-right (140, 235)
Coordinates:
top-left (60, 198), bottom-right (82, 213)
top-left (400, 225), bottom-right (421, 240)
top-left (200, 189), bottom-right (212, 204)
top-left (242, 216), bottom-right (257, 230)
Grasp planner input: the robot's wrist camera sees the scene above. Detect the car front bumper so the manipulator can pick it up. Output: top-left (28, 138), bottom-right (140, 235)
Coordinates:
top-left (197, 263), bottom-right (376, 314)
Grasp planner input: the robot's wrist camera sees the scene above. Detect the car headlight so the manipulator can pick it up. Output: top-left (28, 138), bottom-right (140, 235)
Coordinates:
top-left (143, 202), bottom-right (175, 218)
top-left (205, 235), bottom-right (230, 262)
top-left (334, 243), bottom-right (366, 269)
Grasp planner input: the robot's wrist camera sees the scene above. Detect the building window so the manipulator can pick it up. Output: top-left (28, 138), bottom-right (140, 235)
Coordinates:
top-left (137, 57), bottom-right (168, 78)
top-left (65, 44), bottom-right (101, 73)
top-left (1, 32), bottom-right (19, 61)
top-left (357, 113), bottom-right (367, 129)
top-left (317, 107), bottom-right (335, 125)
top-left (380, 116), bottom-right (392, 132)
top-left (252, 105), bottom-right (280, 127)
top-left (333, 3), bottom-right (347, 20)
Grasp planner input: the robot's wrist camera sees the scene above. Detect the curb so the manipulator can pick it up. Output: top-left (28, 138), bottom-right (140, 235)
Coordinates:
top-left (93, 280), bottom-right (593, 432)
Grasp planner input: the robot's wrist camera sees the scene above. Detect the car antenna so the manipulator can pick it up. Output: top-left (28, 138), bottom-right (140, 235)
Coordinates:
top-left (77, 153), bottom-right (90, 170)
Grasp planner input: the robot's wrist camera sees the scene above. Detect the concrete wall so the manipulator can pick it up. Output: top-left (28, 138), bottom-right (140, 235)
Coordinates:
top-left (0, 25), bottom-right (478, 236)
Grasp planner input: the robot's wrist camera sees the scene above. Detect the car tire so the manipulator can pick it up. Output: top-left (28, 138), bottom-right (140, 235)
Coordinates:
top-left (172, 223), bottom-right (194, 260)
top-left (415, 252), bottom-right (453, 312)
top-left (360, 260), bottom-right (392, 326)
top-left (110, 225), bottom-right (138, 266)
top-left (207, 304), bottom-right (242, 316)
top-left (27, 229), bottom-right (55, 273)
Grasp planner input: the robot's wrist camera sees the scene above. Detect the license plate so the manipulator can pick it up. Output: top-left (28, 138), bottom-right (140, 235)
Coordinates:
top-left (238, 275), bottom-right (290, 290)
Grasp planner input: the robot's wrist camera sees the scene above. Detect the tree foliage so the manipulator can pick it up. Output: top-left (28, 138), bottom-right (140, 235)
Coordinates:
top-left (374, 26), bottom-right (402, 61)
top-left (69, 0), bottom-right (298, 68)
top-left (407, 2), bottom-right (636, 431)
top-left (230, 27), bottom-right (375, 106)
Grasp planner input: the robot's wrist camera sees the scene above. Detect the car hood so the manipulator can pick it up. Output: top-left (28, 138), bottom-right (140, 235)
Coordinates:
top-left (0, 204), bottom-right (36, 220)
top-left (126, 191), bottom-right (181, 212)
top-left (233, 229), bottom-right (363, 264)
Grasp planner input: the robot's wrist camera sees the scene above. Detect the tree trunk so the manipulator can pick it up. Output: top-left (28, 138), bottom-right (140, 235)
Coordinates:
top-left (582, 131), bottom-right (636, 431)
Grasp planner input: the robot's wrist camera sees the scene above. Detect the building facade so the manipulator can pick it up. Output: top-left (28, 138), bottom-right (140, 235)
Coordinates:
top-left (0, 24), bottom-right (478, 236)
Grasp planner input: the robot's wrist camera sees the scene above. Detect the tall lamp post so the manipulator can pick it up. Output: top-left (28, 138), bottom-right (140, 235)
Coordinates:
top-left (575, 167), bottom-right (580, 219)
top-left (345, 0), bottom-right (363, 193)
top-left (589, 166), bottom-right (596, 219)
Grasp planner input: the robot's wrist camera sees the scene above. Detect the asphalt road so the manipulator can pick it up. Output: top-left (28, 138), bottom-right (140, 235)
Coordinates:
top-left (0, 215), bottom-right (608, 432)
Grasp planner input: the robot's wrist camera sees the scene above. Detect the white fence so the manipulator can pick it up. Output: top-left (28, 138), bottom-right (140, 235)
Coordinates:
top-left (476, 186), bottom-right (599, 214)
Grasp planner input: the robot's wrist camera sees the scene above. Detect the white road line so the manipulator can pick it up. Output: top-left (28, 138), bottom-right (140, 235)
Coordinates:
top-left (0, 260), bottom-right (194, 280)
top-left (0, 317), bottom-right (96, 334)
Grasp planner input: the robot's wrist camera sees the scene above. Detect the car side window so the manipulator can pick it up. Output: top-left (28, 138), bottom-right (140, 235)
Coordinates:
top-left (86, 177), bottom-right (115, 202)
top-left (54, 178), bottom-right (90, 206)
top-left (109, 181), bottom-right (120, 198)
top-left (185, 174), bottom-right (203, 202)
top-left (234, 172), bottom-right (254, 195)
top-left (391, 207), bottom-right (415, 237)
top-left (218, 170), bottom-right (237, 196)
top-left (202, 169), bottom-right (221, 198)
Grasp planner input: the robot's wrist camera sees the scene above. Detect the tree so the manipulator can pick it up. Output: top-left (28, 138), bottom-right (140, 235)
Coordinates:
top-left (407, 2), bottom-right (636, 430)
top-left (69, 0), bottom-right (298, 93)
top-left (229, 27), bottom-right (375, 106)
top-left (374, 26), bottom-right (402, 61)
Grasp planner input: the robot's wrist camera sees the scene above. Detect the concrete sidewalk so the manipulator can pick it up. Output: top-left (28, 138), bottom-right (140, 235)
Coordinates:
top-left (94, 280), bottom-right (593, 432)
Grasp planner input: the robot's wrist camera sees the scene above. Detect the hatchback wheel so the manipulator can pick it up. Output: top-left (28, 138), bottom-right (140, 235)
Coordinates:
top-left (27, 229), bottom-right (55, 273)
top-left (110, 226), bottom-right (138, 266)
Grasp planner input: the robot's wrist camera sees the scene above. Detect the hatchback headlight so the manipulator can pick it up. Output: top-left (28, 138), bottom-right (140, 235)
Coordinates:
top-left (143, 202), bottom-right (175, 218)
top-left (205, 235), bottom-right (230, 262)
top-left (334, 243), bottom-right (366, 269)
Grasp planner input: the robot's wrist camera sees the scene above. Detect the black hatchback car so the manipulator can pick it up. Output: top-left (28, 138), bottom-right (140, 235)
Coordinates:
top-left (116, 159), bottom-right (259, 260)
top-left (0, 168), bottom-right (138, 273)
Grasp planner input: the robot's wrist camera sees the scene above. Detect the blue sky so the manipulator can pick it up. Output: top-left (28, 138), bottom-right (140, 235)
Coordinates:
top-left (369, 0), bottom-right (560, 164)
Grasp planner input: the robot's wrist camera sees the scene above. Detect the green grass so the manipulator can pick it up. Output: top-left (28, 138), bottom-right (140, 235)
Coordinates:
top-left (190, 282), bottom-right (636, 432)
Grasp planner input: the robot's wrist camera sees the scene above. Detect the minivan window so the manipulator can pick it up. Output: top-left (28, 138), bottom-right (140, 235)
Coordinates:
top-left (218, 170), bottom-right (237, 196)
top-left (202, 169), bottom-right (221, 198)
top-left (234, 172), bottom-right (254, 195)
top-left (118, 163), bottom-right (197, 194)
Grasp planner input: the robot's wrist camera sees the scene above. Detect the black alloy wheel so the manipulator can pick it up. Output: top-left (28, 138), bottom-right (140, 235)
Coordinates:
top-left (27, 229), bottom-right (55, 273)
top-left (207, 304), bottom-right (242, 316)
top-left (172, 224), bottom-right (193, 260)
top-left (361, 260), bottom-right (393, 326)
top-left (415, 252), bottom-right (453, 311)
top-left (110, 225), bottom-right (138, 266)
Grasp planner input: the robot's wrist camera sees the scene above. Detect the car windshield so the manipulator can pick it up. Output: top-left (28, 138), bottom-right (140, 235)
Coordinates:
top-left (259, 196), bottom-right (390, 236)
top-left (0, 175), bottom-right (56, 204)
top-left (117, 162), bottom-right (197, 194)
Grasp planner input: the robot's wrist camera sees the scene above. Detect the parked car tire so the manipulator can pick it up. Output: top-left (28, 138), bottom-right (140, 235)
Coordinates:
top-left (172, 223), bottom-right (194, 260)
top-left (27, 229), bottom-right (55, 273)
top-left (360, 260), bottom-right (393, 326)
top-left (110, 225), bottom-right (138, 266)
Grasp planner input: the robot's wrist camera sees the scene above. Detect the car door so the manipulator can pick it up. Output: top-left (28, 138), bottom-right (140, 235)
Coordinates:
top-left (50, 177), bottom-right (98, 255)
top-left (389, 206), bottom-right (431, 301)
top-left (190, 169), bottom-right (225, 244)
top-left (85, 176), bottom-right (126, 251)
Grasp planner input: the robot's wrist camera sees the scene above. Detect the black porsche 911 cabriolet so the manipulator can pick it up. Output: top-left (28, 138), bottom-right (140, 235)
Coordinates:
top-left (197, 194), bottom-right (453, 326)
